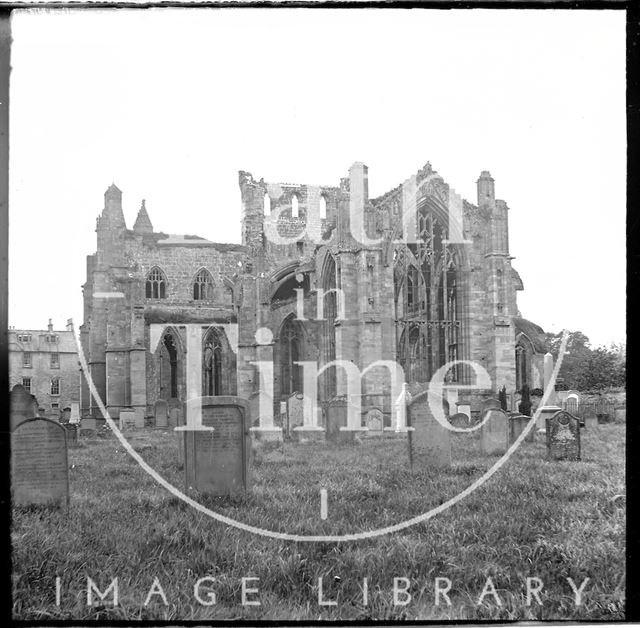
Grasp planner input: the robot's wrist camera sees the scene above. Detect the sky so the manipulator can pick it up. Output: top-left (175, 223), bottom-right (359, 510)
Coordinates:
top-left (8, 8), bottom-right (626, 348)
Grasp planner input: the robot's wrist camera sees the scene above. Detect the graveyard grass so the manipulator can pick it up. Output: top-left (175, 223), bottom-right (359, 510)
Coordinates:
top-left (12, 424), bottom-right (625, 620)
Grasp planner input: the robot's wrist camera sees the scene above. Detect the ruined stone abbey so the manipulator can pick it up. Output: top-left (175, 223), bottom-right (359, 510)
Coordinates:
top-left (80, 161), bottom-right (547, 425)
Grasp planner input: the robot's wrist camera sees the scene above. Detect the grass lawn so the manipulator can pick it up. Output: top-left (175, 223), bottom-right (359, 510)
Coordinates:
top-left (12, 422), bottom-right (625, 620)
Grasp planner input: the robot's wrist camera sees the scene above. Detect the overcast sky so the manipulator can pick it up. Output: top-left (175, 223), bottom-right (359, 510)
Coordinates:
top-left (8, 8), bottom-right (625, 348)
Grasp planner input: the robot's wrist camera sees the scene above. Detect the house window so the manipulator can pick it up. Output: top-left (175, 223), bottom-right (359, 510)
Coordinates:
top-left (193, 268), bottom-right (214, 301)
top-left (50, 378), bottom-right (60, 395)
top-left (146, 267), bottom-right (167, 299)
top-left (17, 333), bottom-right (31, 342)
top-left (22, 352), bottom-right (32, 368)
top-left (51, 403), bottom-right (59, 410)
top-left (45, 334), bottom-right (58, 343)
top-left (50, 352), bottom-right (59, 368)
top-left (22, 377), bottom-right (31, 392)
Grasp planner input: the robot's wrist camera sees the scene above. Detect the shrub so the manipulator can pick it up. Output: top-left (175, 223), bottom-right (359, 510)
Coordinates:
top-left (518, 384), bottom-right (532, 416)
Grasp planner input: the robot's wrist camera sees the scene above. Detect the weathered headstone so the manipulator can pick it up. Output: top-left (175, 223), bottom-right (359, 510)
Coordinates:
top-left (457, 404), bottom-right (471, 422)
top-left (184, 396), bottom-right (252, 496)
top-left (81, 417), bottom-right (97, 431)
top-left (546, 410), bottom-right (581, 461)
top-left (10, 385), bottom-right (38, 431)
top-left (154, 400), bottom-right (169, 428)
top-left (407, 391), bottom-right (451, 468)
top-left (481, 398), bottom-right (502, 413)
top-left (583, 406), bottom-right (598, 429)
top-left (249, 392), bottom-right (261, 428)
top-left (134, 407), bottom-right (145, 429)
top-left (614, 406), bottom-right (626, 423)
top-left (11, 418), bottom-right (69, 508)
top-left (287, 393), bottom-right (305, 433)
top-left (60, 407), bottom-right (71, 423)
top-left (480, 408), bottom-right (509, 455)
top-left (119, 411), bottom-right (135, 432)
top-left (69, 403), bottom-right (81, 424)
top-left (449, 413), bottom-right (470, 429)
top-left (326, 398), bottom-right (350, 443)
top-left (63, 423), bottom-right (79, 447)
top-left (565, 391), bottom-right (580, 415)
top-left (509, 414), bottom-right (534, 444)
top-left (364, 408), bottom-right (384, 435)
top-left (168, 407), bottom-right (180, 429)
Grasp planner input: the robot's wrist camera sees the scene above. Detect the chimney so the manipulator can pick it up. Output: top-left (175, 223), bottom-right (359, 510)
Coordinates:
top-left (48, 318), bottom-right (53, 332)
top-left (66, 319), bottom-right (73, 332)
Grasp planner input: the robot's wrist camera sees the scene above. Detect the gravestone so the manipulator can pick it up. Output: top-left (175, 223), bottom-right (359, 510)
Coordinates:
top-left (10, 385), bottom-right (38, 431)
top-left (168, 407), bottom-right (180, 429)
top-left (583, 406), bottom-right (598, 429)
top-left (614, 406), bottom-right (626, 423)
top-left (509, 414), bottom-right (534, 444)
top-left (69, 403), bottom-right (81, 424)
top-left (287, 393), bottom-right (305, 433)
top-left (481, 398), bottom-right (501, 413)
top-left (364, 408), bottom-right (384, 435)
top-left (119, 410), bottom-right (136, 432)
top-left (249, 392), bottom-right (261, 428)
top-left (63, 423), bottom-right (79, 447)
top-left (407, 391), bottom-right (451, 469)
top-left (11, 418), bottom-right (69, 508)
top-left (154, 400), bottom-right (169, 428)
top-left (457, 404), bottom-right (471, 422)
top-left (79, 427), bottom-right (97, 438)
top-left (546, 411), bottom-right (581, 461)
top-left (38, 407), bottom-right (46, 418)
top-left (326, 398), bottom-right (350, 443)
top-left (60, 407), bottom-right (71, 423)
top-left (480, 408), bottom-right (509, 455)
top-left (449, 413), bottom-right (470, 429)
top-left (184, 396), bottom-right (252, 496)
top-left (134, 408), bottom-right (145, 429)
top-left (81, 417), bottom-right (97, 431)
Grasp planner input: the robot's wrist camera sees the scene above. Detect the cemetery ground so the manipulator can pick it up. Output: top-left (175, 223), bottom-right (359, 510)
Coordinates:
top-left (12, 423), bottom-right (625, 621)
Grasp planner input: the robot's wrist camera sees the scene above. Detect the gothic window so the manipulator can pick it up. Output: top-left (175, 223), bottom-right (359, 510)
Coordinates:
top-left (146, 267), bottom-right (167, 299)
top-left (322, 255), bottom-right (337, 400)
top-left (291, 195), bottom-right (299, 218)
top-left (50, 377), bottom-right (60, 395)
top-left (264, 193), bottom-right (271, 216)
top-left (193, 269), bottom-right (214, 301)
top-left (394, 205), bottom-right (463, 384)
top-left (203, 329), bottom-right (223, 396)
top-left (280, 316), bottom-right (303, 397)
top-left (319, 195), bottom-right (327, 220)
top-left (515, 343), bottom-right (528, 392)
top-left (161, 333), bottom-right (178, 399)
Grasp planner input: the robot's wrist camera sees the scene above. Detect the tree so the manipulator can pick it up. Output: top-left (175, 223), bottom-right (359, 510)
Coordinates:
top-left (518, 384), bottom-right (532, 416)
top-left (543, 330), bottom-right (625, 391)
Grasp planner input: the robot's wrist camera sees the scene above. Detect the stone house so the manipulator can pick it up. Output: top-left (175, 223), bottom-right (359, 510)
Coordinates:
top-left (8, 319), bottom-right (81, 418)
